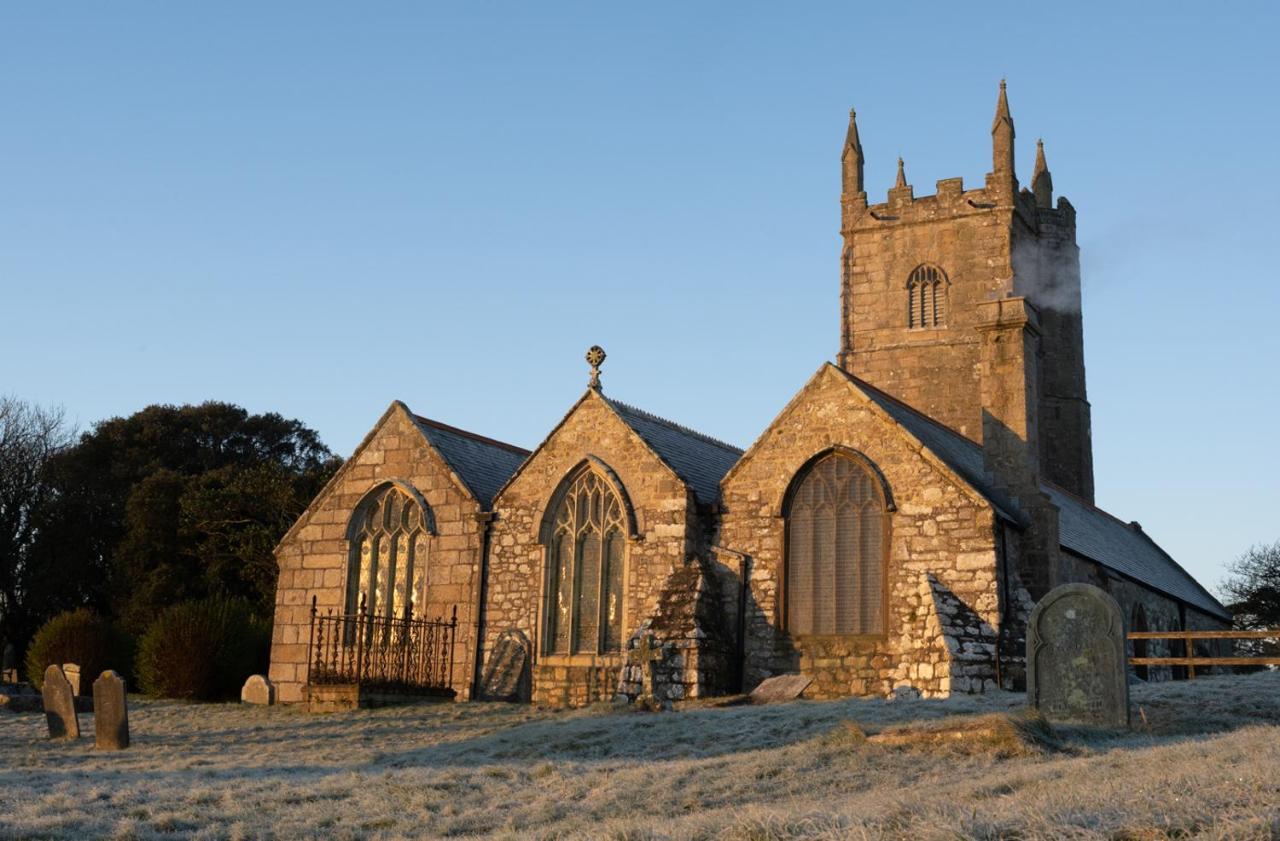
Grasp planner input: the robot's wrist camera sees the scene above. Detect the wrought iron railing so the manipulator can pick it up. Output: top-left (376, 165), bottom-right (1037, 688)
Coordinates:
top-left (307, 595), bottom-right (458, 696)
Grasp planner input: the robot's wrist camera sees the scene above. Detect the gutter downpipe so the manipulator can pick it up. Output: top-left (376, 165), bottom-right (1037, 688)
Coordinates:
top-left (469, 510), bottom-right (495, 700)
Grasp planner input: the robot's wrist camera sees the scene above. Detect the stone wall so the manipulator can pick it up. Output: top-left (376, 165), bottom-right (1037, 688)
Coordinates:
top-left (481, 391), bottom-right (707, 707)
top-left (1057, 550), bottom-right (1229, 682)
top-left (839, 171), bottom-right (1094, 502)
top-left (840, 183), bottom-right (1012, 445)
top-left (718, 365), bottom-right (1002, 699)
top-left (270, 404), bottom-right (485, 704)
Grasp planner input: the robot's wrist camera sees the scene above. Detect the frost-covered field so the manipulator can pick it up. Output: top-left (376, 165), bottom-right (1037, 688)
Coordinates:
top-left (3, 673), bottom-right (1279, 840)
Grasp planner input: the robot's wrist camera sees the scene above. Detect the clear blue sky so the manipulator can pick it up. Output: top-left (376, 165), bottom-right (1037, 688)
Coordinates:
top-left (3, 3), bottom-right (1277, 594)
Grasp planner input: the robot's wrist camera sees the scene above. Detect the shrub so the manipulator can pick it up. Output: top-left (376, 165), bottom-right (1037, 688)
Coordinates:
top-left (25, 609), bottom-right (134, 691)
top-left (136, 597), bottom-right (270, 701)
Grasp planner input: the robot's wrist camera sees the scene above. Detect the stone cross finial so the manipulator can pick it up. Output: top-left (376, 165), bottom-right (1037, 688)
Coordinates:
top-left (895, 157), bottom-right (907, 189)
top-left (586, 345), bottom-right (606, 390)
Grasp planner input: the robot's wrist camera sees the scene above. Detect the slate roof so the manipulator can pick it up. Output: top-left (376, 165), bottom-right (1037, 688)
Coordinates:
top-left (1046, 485), bottom-right (1230, 621)
top-left (410, 415), bottom-right (530, 509)
top-left (842, 369), bottom-right (1229, 620)
top-left (604, 397), bottom-right (743, 505)
top-left (857, 385), bottom-right (1022, 524)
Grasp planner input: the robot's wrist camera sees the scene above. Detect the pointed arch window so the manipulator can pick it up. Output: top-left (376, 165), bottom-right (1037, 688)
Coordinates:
top-left (345, 485), bottom-right (429, 620)
top-left (543, 470), bottom-right (626, 655)
top-left (785, 452), bottom-right (887, 635)
top-left (907, 264), bottom-right (948, 329)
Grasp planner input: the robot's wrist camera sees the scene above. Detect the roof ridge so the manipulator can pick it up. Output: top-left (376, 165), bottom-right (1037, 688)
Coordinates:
top-left (840, 370), bottom-right (982, 451)
top-left (604, 397), bottom-right (743, 454)
top-left (412, 414), bottom-right (531, 456)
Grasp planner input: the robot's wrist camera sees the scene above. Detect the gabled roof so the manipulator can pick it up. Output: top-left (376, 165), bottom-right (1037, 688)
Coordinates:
top-left (853, 378), bottom-right (1022, 524)
top-left (603, 397), bottom-right (743, 506)
top-left (837, 369), bottom-right (1228, 621)
top-left (408, 415), bottom-right (530, 510)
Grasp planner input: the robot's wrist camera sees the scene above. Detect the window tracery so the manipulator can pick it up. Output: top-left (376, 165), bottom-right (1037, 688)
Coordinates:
top-left (346, 485), bottom-right (429, 620)
top-left (785, 452), bottom-right (887, 635)
top-left (544, 470), bottom-right (626, 655)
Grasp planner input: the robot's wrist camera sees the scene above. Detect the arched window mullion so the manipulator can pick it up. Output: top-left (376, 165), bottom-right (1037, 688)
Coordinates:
top-left (786, 453), bottom-right (887, 636)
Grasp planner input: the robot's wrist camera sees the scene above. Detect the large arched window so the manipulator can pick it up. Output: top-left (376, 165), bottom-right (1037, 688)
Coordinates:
top-left (907, 264), bottom-right (948, 329)
top-left (785, 452), bottom-right (887, 635)
top-left (345, 484), bottom-right (429, 620)
top-left (543, 470), bottom-right (626, 655)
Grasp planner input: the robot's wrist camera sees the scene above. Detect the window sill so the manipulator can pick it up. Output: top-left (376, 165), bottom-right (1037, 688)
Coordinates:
top-left (537, 653), bottom-right (624, 667)
top-left (787, 632), bottom-right (888, 642)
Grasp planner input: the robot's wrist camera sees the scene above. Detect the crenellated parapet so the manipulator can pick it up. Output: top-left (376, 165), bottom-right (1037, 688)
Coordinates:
top-left (837, 80), bottom-right (1094, 504)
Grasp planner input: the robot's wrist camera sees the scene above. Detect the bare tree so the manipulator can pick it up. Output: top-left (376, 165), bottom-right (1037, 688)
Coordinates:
top-left (0, 397), bottom-right (73, 650)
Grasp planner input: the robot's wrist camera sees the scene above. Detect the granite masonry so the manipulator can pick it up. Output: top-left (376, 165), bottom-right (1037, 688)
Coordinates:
top-left (269, 83), bottom-right (1230, 708)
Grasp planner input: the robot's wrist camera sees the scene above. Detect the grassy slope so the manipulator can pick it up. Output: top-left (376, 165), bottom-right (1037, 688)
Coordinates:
top-left (2, 673), bottom-right (1278, 840)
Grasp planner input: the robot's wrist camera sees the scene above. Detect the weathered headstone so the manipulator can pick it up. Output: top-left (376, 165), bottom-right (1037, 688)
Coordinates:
top-left (749, 673), bottom-right (812, 704)
top-left (1027, 583), bottom-right (1130, 728)
top-left (478, 630), bottom-right (531, 702)
top-left (241, 674), bottom-right (274, 705)
top-left (92, 671), bottom-right (129, 750)
top-left (42, 665), bottom-right (80, 739)
top-left (62, 663), bottom-right (81, 696)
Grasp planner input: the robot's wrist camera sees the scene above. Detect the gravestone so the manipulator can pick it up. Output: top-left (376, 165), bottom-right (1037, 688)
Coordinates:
top-left (42, 665), bottom-right (80, 739)
top-left (478, 630), bottom-right (531, 702)
top-left (1027, 583), bottom-right (1130, 728)
top-left (92, 671), bottom-right (129, 750)
top-left (62, 663), bottom-right (81, 696)
top-left (241, 674), bottom-right (274, 705)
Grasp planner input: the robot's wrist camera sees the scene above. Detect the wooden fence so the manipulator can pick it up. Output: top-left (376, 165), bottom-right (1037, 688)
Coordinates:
top-left (1128, 629), bottom-right (1280, 679)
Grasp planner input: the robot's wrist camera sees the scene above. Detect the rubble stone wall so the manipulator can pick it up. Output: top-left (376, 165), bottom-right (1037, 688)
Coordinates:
top-left (718, 367), bottom-right (1002, 699)
top-left (482, 392), bottom-right (705, 707)
top-left (270, 405), bottom-right (484, 704)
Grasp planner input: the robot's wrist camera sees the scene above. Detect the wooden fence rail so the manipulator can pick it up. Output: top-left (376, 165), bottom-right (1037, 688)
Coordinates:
top-left (1128, 629), bottom-right (1280, 679)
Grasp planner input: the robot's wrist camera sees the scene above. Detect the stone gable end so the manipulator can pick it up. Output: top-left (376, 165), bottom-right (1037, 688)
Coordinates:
top-left (718, 365), bottom-right (1001, 698)
top-left (270, 403), bottom-right (486, 703)
top-left (484, 391), bottom-right (701, 706)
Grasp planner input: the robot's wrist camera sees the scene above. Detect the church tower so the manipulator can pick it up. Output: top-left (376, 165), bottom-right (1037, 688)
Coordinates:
top-left (837, 83), bottom-right (1095, 503)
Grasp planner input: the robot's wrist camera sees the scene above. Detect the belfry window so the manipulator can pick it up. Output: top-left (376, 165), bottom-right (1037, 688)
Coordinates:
top-left (785, 452), bottom-right (887, 635)
top-left (907, 264), bottom-right (948, 328)
top-left (543, 470), bottom-right (626, 655)
top-left (345, 485), bottom-right (429, 619)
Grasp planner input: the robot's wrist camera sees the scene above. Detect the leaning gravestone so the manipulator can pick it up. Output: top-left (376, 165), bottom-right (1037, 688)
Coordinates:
top-left (750, 673), bottom-right (812, 704)
top-left (478, 630), bottom-right (531, 702)
top-left (42, 665), bottom-right (80, 739)
top-left (1027, 583), bottom-right (1129, 728)
top-left (62, 663), bottom-right (81, 696)
top-left (92, 671), bottom-right (129, 750)
top-left (241, 674), bottom-right (274, 705)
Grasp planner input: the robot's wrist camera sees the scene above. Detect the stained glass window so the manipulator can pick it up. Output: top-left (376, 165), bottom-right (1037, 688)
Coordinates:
top-left (544, 470), bottom-right (626, 655)
top-left (345, 485), bottom-right (428, 619)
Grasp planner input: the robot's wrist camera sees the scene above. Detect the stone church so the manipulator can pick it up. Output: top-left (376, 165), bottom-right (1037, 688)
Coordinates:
top-left (269, 83), bottom-right (1229, 706)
